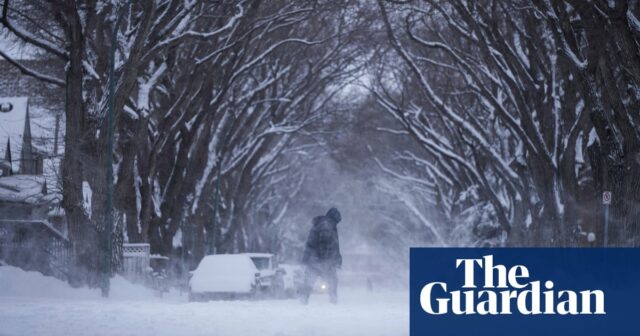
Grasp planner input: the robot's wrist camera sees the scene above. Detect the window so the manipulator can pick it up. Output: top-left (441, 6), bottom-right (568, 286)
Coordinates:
top-left (250, 257), bottom-right (271, 270)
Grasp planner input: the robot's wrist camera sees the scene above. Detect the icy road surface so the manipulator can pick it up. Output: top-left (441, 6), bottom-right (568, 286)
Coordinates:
top-left (0, 267), bottom-right (407, 336)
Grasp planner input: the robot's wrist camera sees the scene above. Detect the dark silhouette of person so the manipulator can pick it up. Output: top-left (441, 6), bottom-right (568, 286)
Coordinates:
top-left (301, 207), bottom-right (342, 304)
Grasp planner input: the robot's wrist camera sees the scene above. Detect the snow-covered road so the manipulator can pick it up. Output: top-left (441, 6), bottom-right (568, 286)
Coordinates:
top-left (0, 267), bottom-right (407, 336)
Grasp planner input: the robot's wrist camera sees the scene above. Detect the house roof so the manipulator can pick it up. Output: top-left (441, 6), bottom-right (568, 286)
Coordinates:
top-left (0, 97), bottom-right (60, 174)
top-left (0, 175), bottom-right (59, 204)
top-left (0, 97), bottom-right (28, 172)
top-left (0, 97), bottom-right (28, 169)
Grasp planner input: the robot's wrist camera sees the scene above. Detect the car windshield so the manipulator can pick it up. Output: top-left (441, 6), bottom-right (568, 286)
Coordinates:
top-left (250, 257), bottom-right (270, 270)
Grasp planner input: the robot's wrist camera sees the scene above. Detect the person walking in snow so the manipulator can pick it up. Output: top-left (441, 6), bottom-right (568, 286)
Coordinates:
top-left (300, 207), bottom-right (342, 304)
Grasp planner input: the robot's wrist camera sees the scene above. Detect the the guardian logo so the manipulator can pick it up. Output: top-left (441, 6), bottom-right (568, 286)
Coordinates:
top-left (420, 255), bottom-right (606, 315)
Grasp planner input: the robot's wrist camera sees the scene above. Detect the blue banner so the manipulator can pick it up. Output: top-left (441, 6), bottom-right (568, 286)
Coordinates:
top-left (410, 248), bottom-right (640, 336)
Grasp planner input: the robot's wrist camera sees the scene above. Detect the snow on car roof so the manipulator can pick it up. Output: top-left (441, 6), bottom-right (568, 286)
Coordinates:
top-left (191, 254), bottom-right (259, 293)
top-left (196, 254), bottom-right (258, 273)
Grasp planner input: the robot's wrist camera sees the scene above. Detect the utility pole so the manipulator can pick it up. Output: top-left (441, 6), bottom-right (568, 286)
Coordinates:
top-left (601, 154), bottom-right (612, 247)
top-left (603, 191), bottom-right (611, 247)
top-left (103, 0), bottom-right (132, 298)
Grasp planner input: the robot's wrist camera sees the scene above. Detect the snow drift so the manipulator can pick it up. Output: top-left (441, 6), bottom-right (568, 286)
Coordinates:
top-left (0, 265), bottom-right (408, 336)
top-left (0, 265), bottom-right (157, 300)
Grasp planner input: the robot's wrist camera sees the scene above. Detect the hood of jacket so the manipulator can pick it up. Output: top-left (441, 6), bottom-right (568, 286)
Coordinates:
top-left (326, 207), bottom-right (341, 224)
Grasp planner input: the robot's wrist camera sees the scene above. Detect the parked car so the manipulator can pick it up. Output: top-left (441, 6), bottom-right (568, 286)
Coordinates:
top-left (188, 253), bottom-right (286, 301)
top-left (241, 253), bottom-right (285, 298)
top-left (188, 254), bottom-right (262, 301)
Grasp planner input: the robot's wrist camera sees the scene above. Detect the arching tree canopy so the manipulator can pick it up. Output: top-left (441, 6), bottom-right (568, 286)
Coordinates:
top-left (2, 0), bottom-right (640, 287)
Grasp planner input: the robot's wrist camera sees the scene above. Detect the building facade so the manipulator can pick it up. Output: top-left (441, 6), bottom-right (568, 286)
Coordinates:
top-left (0, 59), bottom-right (67, 278)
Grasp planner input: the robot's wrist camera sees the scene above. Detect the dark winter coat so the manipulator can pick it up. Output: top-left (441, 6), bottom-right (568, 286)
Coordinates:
top-left (302, 208), bottom-right (342, 269)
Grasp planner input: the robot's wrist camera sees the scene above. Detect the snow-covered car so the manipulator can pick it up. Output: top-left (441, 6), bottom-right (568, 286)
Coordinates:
top-left (188, 254), bottom-right (262, 301)
top-left (241, 253), bottom-right (285, 297)
top-left (278, 263), bottom-right (304, 297)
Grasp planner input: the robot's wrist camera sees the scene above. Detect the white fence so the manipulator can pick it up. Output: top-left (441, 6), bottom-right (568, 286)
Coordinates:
top-left (122, 243), bottom-right (150, 282)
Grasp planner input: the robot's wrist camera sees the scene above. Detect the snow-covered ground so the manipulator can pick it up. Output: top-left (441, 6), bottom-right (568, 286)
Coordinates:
top-left (0, 266), bottom-right (407, 336)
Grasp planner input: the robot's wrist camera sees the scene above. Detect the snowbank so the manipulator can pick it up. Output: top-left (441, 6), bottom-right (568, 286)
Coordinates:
top-left (0, 266), bottom-right (96, 299)
top-left (0, 265), bottom-right (408, 336)
top-left (108, 275), bottom-right (159, 300)
top-left (0, 266), bottom-right (157, 301)
top-left (0, 287), bottom-right (407, 336)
